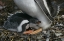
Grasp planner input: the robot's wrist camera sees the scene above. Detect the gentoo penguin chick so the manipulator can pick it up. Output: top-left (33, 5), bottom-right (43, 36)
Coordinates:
top-left (3, 13), bottom-right (40, 33)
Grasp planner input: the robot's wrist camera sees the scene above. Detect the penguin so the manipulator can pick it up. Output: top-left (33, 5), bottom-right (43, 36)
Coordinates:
top-left (14, 0), bottom-right (52, 30)
top-left (3, 13), bottom-right (40, 33)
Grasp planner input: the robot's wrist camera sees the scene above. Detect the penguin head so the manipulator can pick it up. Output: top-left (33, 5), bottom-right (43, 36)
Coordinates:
top-left (29, 18), bottom-right (41, 24)
top-left (29, 18), bottom-right (41, 29)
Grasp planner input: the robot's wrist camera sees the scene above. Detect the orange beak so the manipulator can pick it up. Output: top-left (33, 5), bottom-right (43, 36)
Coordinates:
top-left (23, 30), bottom-right (34, 34)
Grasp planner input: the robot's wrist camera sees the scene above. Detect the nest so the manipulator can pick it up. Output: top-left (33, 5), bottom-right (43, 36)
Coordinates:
top-left (0, 0), bottom-right (64, 41)
top-left (0, 26), bottom-right (63, 41)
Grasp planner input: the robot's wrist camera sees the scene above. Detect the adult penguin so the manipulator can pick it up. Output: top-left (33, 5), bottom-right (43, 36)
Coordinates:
top-left (14, 0), bottom-right (52, 30)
